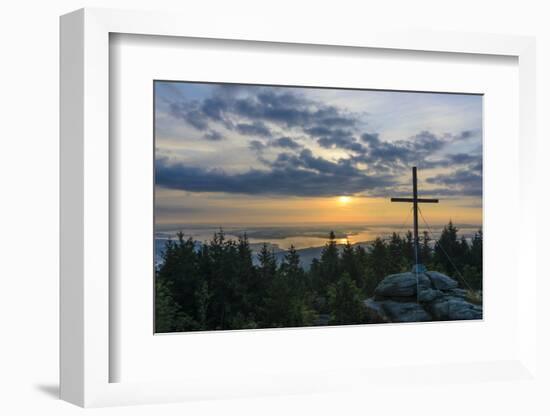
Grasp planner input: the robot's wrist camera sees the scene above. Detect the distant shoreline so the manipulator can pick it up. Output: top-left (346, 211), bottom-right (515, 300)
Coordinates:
top-left (154, 224), bottom-right (482, 270)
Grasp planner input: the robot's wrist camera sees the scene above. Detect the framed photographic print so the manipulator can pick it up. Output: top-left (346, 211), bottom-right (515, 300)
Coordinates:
top-left (153, 80), bottom-right (483, 333)
top-left (60, 8), bottom-right (538, 408)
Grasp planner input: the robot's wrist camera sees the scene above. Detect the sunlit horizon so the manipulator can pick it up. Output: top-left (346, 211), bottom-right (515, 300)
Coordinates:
top-left (155, 81), bottom-right (482, 245)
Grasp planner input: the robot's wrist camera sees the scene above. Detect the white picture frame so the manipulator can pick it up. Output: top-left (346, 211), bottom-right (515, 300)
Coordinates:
top-left (60, 7), bottom-right (537, 408)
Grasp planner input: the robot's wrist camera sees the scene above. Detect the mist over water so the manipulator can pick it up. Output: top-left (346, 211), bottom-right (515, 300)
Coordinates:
top-left (155, 223), bottom-right (482, 252)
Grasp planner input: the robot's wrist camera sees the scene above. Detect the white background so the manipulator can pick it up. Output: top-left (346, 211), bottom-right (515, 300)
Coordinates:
top-left (1, 0), bottom-right (549, 415)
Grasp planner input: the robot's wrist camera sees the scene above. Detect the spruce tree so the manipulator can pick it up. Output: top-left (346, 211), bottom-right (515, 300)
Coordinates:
top-left (471, 229), bottom-right (483, 273)
top-left (155, 277), bottom-right (182, 333)
top-left (236, 233), bottom-right (258, 319)
top-left (341, 240), bottom-right (362, 289)
top-left (327, 273), bottom-right (365, 325)
top-left (434, 221), bottom-right (460, 277)
top-left (366, 237), bottom-right (388, 295)
top-left (465, 229), bottom-right (483, 291)
top-left (403, 230), bottom-right (414, 266)
top-left (354, 245), bottom-right (369, 294)
top-left (258, 243), bottom-right (277, 281)
top-left (420, 231), bottom-right (432, 267)
top-left (388, 232), bottom-right (405, 273)
top-left (154, 221), bottom-right (482, 331)
top-left (319, 231), bottom-right (341, 294)
top-left (266, 245), bottom-right (313, 327)
top-left (458, 235), bottom-right (470, 271)
top-left (156, 232), bottom-right (201, 328)
top-left (207, 229), bottom-right (239, 329)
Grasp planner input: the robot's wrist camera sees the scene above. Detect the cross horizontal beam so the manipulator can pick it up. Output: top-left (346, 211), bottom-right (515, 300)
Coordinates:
top-left (390, 167), bottom-right (441, 270)
top-left (390, 197), bottom-right (439, 203)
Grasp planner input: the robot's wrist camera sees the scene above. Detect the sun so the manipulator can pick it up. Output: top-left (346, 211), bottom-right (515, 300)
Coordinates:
top-left (338, 196), bottom-right (352, 205)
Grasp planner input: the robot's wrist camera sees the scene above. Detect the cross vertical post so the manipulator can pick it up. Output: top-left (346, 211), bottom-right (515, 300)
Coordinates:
top-left (391, 166), bottom-right (439, 273)
top-left (412, 166), bottom-right (419, 266)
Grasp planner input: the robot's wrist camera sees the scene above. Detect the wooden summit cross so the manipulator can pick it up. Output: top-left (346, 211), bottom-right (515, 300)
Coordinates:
top-left (391, 166), bottom-right (439, 273)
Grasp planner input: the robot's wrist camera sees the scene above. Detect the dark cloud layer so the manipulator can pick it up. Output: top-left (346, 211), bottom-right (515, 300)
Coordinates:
top-left (273, 136), bottom-right (301, 149)
top-left (426, 169), bottom-right (482, 197)
top-left (167, 85), bottom-right (357, 138)
top-left (236, 121), bottom-right (272, 137)
top-left (156, 155), bottom-right (397, 197)
top-left (160, 84), bottom-right (481, 198)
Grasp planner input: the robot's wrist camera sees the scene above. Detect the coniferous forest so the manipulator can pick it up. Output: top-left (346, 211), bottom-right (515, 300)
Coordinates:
top-left (155, 221), bottom-right (482, 332)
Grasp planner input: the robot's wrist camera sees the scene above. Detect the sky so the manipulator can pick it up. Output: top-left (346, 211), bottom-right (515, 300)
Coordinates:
top-left (154, 81), bottom-right (482, 232)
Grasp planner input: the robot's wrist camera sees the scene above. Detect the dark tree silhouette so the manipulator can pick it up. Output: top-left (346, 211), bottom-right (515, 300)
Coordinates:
top-left (328, 273), bottom-right (365, 325)
top-left (155, 224), bottom-right (482, 332)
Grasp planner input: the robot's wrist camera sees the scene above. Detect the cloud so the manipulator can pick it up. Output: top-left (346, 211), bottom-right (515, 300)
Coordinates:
top-left (360, 132), bottom-right (380, 145)
top-left (167, 85), bottom-right (358, 135)
top-left (412, 131), bottom-right (446, 152)
top-left (154, 204), bottom-right (200, 215)
top-left (416, 152), bottom-right (482, 171)
top-left (304, 125), bottom-right (367, 154)
top-left (159, 83), bottom-right (483, 199)
top-left (248, 136), bottom-right (302, 153)
top-left (457, 130), bottom-right (476, 140)
top-left (426, 169), bottom-right (482, 197)
top-left (169, 101), bottom-right (209, 130)
top-left (203, 130), bottom-right (224, 141)
top-left (273, 136), bottom-right (301, 149)
top-left (236, 121), bottom-right (272, 137)
top-left (156, 156), bottom-right (396, 197)
top-left (447, 153), bottom-right (480, 165)
top-left (201, 95), bottom-right (229, 122)
top-left (354, 130), bottom-right (465, 173)
top-left (166, 86), bottom-right (456, 171)
top-left (248, 140), bottom-right (265, 152)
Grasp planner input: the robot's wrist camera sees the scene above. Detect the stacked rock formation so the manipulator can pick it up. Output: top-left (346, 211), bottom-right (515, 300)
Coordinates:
top-left (364, 271), bottom-right (482, 323)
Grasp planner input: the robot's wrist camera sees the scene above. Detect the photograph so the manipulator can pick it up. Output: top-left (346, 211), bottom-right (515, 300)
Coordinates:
top-left (154, 81), bottom-right (483, 333)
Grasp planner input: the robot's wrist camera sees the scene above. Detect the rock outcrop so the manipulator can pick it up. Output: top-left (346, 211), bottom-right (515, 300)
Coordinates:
top-left (364, 270), bottom-right (482, 323)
